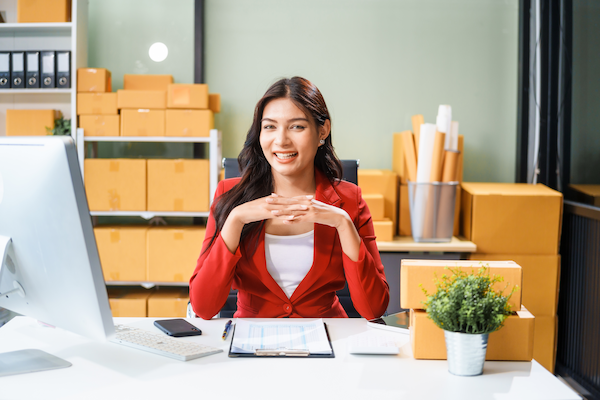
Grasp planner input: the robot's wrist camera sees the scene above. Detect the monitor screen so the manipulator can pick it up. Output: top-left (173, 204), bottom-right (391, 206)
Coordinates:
top-left (0, 136), bottom-right (114, 342)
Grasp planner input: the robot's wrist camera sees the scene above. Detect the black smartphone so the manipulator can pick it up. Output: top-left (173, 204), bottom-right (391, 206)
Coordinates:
top-left (154, 319), bottom-right (202, 337)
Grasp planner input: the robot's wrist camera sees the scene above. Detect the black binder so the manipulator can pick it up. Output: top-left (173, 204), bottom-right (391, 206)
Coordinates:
top-left (56, 51), bottom-right (71, 89)
top-left (0, 52), bottom-right (9, 89)
top-left (40, 51), bottom-right (55, 89)
top-left (10, 52), bottom-right (25, 89)
top-left (25, 51), bottom-right (40, 88)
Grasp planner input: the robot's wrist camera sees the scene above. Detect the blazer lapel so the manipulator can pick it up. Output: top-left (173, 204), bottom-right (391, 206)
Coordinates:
top-left (250, 223), bottom-right (290, 303)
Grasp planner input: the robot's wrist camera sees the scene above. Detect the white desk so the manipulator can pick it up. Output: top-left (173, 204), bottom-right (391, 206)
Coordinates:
top-left (0, 316), bottom-right (580, 400)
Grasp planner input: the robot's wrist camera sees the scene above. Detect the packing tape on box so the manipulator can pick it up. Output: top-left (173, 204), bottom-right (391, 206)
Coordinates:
top-left (109, 161), bottom-right (120, 172)
top-left (173, 87), bottom-right (191, 106)
top-left (174, 232), bottom-right (184, 240)
top-left (108, 190), bottom-right (121, 211)
top-left (174, 160), bottom-right (185, 173)
top-left (109, 272), bottom-right (120, 280)
top-left (110, 230), bottom-right (120, 243)
top-left (138, 128), bottom-right (147, 135)
top-left (174, 199), bottom-right (184, 211)
top-left (174, 273), bottom-right (184, 281)
top-left (94, 118), bottom-right (104, 126)
top-left (92, 108), bottom-right (102, 114)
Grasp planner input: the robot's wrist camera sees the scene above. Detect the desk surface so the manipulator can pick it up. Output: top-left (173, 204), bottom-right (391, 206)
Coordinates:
top-left (0, 316), bottom-right (579, 400)
top-left (377, 236), bottom-right (477, 253)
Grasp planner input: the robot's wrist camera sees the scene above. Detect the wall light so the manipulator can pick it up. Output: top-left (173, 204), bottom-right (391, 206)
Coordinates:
top-left (149, 42), bottom-right (168, 62)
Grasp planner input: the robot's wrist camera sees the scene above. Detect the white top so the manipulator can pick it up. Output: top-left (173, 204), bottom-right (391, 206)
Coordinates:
top-left (264, 230), bottom-right (314, 298)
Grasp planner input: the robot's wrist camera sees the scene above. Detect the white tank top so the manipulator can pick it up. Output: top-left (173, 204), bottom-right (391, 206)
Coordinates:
top-left (264, 230), bottom-right (314, 298)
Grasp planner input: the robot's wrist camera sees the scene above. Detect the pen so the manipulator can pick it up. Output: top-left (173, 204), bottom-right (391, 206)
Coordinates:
top-left (222, 320), bottom-right (233, 340)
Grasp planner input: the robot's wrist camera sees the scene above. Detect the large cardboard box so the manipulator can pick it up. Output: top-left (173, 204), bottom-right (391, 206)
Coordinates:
top-left (373, 219), bottom-right (393, 242)
top-left (147, 159), bottom-right (210, 212)
top-left (400, 259), bottom-right (522, 311)
top-left (461, 183), bottom-right (563, 254)
top-left (147, 288), bottom-right (190, 318)
top-left (410, 308), bottom-right (535, 361)
top-left (167, 84), bottom-right (209, 109)
top-left (363, 193), bottom-right (385, 220)
top-left (123, 74), bottom-right (173, 91)
top-left (77, 68), bottom-right (112, 92)
top-left (84, 159), bottom-right (147, 211)
top-left (94, 226), bottom-right (148, 281)
top-left (6, 109), bottom-right (56, 136)
top-left (399, 184), bottom-right (461, 237)
top-left (17, 0), bottom-right (70, 23)
top-left (165, 109), bottom-right (213, 137)
top-left (120, 109), bottom-right (165, 137)
top-left (77, 93), bottom-right (118, 115)
top-left (470, 254), bottom-right (560, 317)
top-left (147, 227), bottom-right (206, 282)
top-left (533, 315), bottom-right (558, 373)
top-left (358, 170), bottom-right (398, 235)
top-left (108, 287), bottom-right (152, 317)
top-left (117, 90), bottom-right (166, 109)
top-left (79, 115), bottom-right (120, 137)
top-left (209, 93), bottom-right (221, 114)
top-left (569, 184), bottom-right (600, 207)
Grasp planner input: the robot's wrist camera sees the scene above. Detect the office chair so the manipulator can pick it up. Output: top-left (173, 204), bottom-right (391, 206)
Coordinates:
top-left (217, 158), bottom-right (362, 318)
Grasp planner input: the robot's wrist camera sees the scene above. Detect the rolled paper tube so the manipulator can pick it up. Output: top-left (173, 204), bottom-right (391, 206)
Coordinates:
top-left (448, 121), bottom-right (459, 151)
top-left (411, 114), bottom-right (424, 153)
top-left (429, 131), bottom-right (445, 182)
top-left (413, 125), bottom-right (436, 240)
top-left (441, 150), bottom-right (460, 182)
top-left (400, 131), bottom-right (418, 183)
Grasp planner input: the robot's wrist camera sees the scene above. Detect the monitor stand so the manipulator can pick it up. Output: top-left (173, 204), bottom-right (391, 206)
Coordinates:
top-left (0, 349), bottom-right (72, 377)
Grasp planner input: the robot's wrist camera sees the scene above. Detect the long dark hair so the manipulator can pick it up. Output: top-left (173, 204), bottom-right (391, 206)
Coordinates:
top-left (206, 77), bottom-right (343, 253)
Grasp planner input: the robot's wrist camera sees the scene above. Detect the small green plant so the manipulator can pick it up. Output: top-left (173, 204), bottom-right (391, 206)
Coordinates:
top-left (46, 116), bottom-right (71, 136)
top-left (421, 265), bottom-right (516, 335)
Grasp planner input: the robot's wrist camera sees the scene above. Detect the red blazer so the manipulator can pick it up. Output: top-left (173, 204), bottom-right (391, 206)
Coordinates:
top-left (189, 170), bottom-right (389, 320)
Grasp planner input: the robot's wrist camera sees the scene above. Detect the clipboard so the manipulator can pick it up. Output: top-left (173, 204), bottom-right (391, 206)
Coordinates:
top-left (228, 323), bottom-right (335, 358)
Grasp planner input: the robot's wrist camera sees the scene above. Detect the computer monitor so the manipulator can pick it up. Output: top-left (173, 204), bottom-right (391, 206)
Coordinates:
top-left (0, 136), bottom-right (115, 375)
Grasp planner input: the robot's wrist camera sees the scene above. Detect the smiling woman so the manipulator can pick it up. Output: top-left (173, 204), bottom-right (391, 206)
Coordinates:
top-left (189, 77), bottom-right (389, 320)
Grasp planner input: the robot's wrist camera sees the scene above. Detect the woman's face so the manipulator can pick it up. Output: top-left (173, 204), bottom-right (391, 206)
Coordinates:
top-left (259, 98), bottom-right (327, 181)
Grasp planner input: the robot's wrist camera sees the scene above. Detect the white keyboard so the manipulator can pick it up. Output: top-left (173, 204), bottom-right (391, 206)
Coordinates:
top-left (348, 332), bottom-right (401, 355)
top-left (110, 324), bottom-right (223, 361)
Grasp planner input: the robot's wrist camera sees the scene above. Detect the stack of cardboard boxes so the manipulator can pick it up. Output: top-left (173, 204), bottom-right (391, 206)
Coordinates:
top-left (108, 287), bottom-right (190, 318)
top-left (461, 183), bottom-right (563, 372)
top-left (357, 170), bottom-right (398, 241)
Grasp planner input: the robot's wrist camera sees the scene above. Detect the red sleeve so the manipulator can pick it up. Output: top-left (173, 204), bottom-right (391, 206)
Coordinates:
top-left (342, 186), bottom-right (390, 320)
top-left (189, 180), bottom-right (242, 320)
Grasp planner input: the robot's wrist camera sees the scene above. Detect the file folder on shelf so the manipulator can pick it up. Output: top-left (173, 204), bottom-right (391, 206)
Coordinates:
top-left (41, 51), bottom-right (56, 89)
top-left (11, 52), bottom-right (25, 89)
top-left (25, 51), bottom-right (40, 88)
top-left (56, 51), bottom-right (71, 89)
top-left (0, 52), bottom-right (9, 89)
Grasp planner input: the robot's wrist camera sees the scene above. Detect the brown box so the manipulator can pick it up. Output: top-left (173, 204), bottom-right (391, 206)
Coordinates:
top-left (147, 159), bottom-right (210, 212)
top-left (569, 184), bottom-right (600, 207)
top-left (167, 84), bottom-right (209, 109)
top-left (373, 219), bottom-right (394, 242)
top-left (147, 288), bottom-right (190, 318)
top-left (123, 74), bottom-right (174, 91)
top-left (400, 259), bottom-right (522, 311)
top-left (6, 109), bottom-right (56, 136)
top-left (461, 183), bottom-right (563, 254)
top-left (77, 68), bottom-right (112, 93)
top-left (399, 184), bottom-right (461, 237)
top-left (79, 115), bottom-right (120, 136)
top-left (470, 254), bottom-right (560, 317)
top-left (410, 308), bottom-right (535, 361)
top-left (147, 227), bottom-right (207, 282)
top-left (77, 93), bottom-right (118, 115)
top-left (117, 90), bottom-right (166, 109)
top-left (358, 170), bottom-right (398, 235)
top-left (363, 193), bottom-right (385, 220)
top-left (165, 109), bottom-right (213, 137)
top-left (17, 0), bottom-right (70, 23)
top-left (120, 109), bottom-right (165, 137)
top-left (94, 226), bottom-right (148, 282)
top-left (209, 93), bottom-right (221, 114)
top-left (533, 315), bottom-right (558, 373)
top-left (108, 287), bottom-right (152, 317)
top-left (84, 159), bottom-right (147, 211)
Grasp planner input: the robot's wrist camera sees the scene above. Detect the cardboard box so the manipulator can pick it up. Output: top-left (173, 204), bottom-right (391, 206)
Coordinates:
top-left (363, 193), bottom-right (385, 220)
top-left (373, 219), bottom-right (394, 242)
top-left (84, 159), bottom-right (147, 211)
top-left (358, 170), bottom-right (398, 234)
top-left (470, 254), bottom-right (560, 317)
top-left (410, 308), bottom-right (534, 361)
top-left (120, 109), bottom-right (165, 137)
top-left (94, 226), bottom-right (148, 281)
top-left (165, 109), bottom-right (213, 137)
top-left (167, 84), bottom-right (209, 109)
top-left (77, 93), bottom-right (118, 115)
top-left (79, 115), bottom-right (120, 136)
top-left (117, 90), bottom-right (166, 109)
top-left (77, 68), bottom-right (112, 92)
top-left (17, 0), bottom-right (70, 23)
top-left (108, 287), bottom-right (152, 317)
top-left (400, 259), bottom-right (522, 311)
top-left (147, 288), bottom-right (190, 318)
top-left (123, 74), bottom-right (173, 91)
top-left (533, 315), bottom-right (558, 373)
top-left (569, 184), bottom-right (600, 207)
top-left (209, 93), bottom-right (221, 114)
top-left (147, 227), bottom-right (207, 282)
top-left (399, 184), bottom-right (461, 237)
top-left (5, 109), bottom-right (56, 136)
top-left (147, 159), bottom-right (210, 212)
top-left (461, 183), bottom-right (563, 255)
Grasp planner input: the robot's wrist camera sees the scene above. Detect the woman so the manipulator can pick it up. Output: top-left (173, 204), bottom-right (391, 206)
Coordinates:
top-left (189, 77), bottom-right (389, 320)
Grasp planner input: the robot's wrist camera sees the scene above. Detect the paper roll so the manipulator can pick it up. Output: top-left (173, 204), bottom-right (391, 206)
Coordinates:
top-left (441, 150), bottom-right (460, 182)
top-left (400, 131), bottom-right (417, 183)
top-left (436, 105), bottom-right (452, 148)
top-left (430, 131), bottom-right (446, 182)
top-left (412, 124), bottom-right (436, 240)
top-left (448, 121), bottom-right (459, 151)
top-left (411, 114), bottom-right (424, 153)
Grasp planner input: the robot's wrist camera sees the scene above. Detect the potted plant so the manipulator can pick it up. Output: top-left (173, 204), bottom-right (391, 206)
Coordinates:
top-left (421, 265), bottom-right (516, 376)
top-left (46, 116), bottom-right (71, 136)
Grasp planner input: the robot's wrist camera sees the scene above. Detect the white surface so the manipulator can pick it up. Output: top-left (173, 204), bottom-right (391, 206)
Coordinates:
top-left (0, 316), bottom-right (581, 400)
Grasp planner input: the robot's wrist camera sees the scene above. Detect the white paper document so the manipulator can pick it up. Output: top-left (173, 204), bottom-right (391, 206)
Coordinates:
top-left (231, 319), bottom-right (332, 355)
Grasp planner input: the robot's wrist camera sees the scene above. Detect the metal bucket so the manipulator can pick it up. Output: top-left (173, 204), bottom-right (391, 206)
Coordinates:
top-left (444, 331), bottom-right (489, 376)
